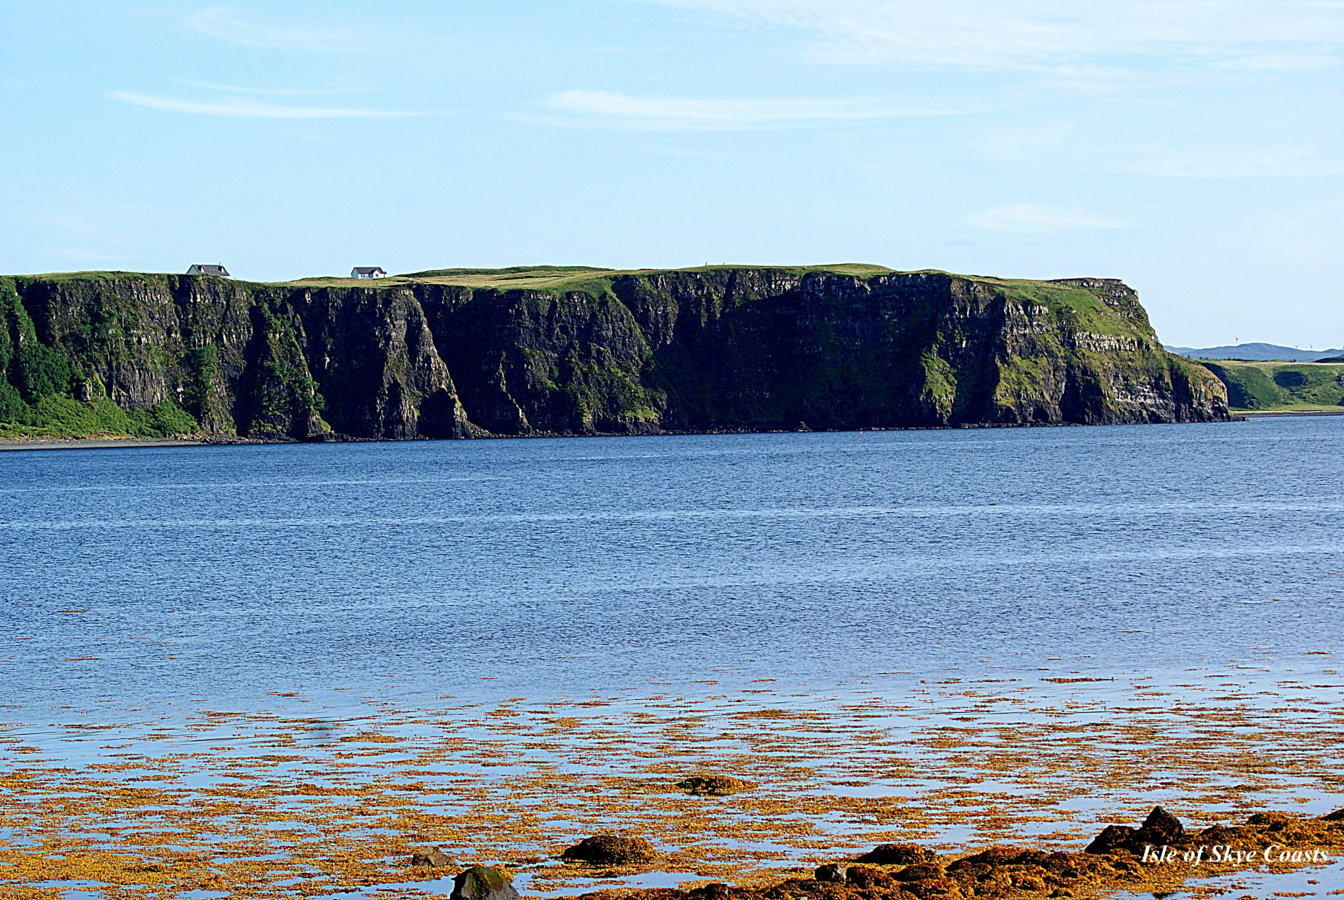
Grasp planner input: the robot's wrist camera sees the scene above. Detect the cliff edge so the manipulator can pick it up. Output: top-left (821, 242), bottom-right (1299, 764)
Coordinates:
top-left (0, 265), bottom-right (1230, 441)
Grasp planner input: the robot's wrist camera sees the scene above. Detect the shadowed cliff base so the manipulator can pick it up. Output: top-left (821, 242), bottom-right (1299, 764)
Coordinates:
top-left (0, 266), bottom-right (1230, 441)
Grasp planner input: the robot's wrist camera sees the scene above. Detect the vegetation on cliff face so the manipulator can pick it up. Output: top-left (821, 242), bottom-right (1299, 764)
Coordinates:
top-left (1196, 359), bottom-right (1344, 412)
top-left (0, 266), bottom-right (1229, 441)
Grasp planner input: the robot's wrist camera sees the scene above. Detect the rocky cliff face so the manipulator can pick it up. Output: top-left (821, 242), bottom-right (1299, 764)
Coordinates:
top-left (0, 267), bottom-right (1230, 440)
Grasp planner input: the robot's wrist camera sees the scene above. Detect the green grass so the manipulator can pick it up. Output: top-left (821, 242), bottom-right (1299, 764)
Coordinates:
top-left (981, 278), bottom-right (1146, 338)
top-left (285, 263), bottom-right (897, 292)
top-left (0, 396), bottom-right (199, 439)
top-left (1199, 360), bottom-right (1344, 412)
top-left (39, 265), bottom-right (1138, 336)
top-left (1239, 404), bottom-right (1344, 414)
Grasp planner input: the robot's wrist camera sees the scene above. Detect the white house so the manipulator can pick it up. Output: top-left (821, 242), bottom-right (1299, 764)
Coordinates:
top-left (351, 266), bottom-right (388, 280)
top-left (187, 263), bottom-right (231, 277)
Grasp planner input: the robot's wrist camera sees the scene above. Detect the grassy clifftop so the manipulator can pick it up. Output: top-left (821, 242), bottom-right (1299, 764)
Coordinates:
top-left (289, 263), bottom-right (895, 290)
top-left (0, 266), bottom-right (1229, 441)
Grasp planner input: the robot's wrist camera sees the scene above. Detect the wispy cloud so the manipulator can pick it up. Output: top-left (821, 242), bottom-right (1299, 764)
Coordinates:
top-left (532, 89), bottom-right (980, 130)
top-left (1211, 52), bottom-right (1344, 72)
top-left (1119, 148), bottom-right (1344, 178)
top-left (108, 90), bottom-right (426, 119)
top-left (184, 6), bottom-right (382, 51)
top-left (968, 203), bottom-right (1130, 233)
top-left (171, 79), bottom-right (372, 97)
top-left (635, 0), bottom-right (1344, 71)
top-left (977, 124), bottom-right (1344, 179)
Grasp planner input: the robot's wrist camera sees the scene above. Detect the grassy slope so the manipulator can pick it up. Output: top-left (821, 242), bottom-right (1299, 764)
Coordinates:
top-left (0, 274), bottom-right (203, 439)
top-left (1197, 360), bottom-right (1344, 412)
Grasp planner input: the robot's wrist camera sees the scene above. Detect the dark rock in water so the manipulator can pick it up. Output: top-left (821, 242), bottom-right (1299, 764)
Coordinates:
top-left (1321, 808), bottom-right (1344, 822)
top-left (675, 775), bottom-right (753, 796)
top-left (813, 863), bottom-right (846, 883)
top-left (1085, 824), bottom-right (1140, 855)
top-left (451, 865), bottom-right (519, 900)
top-left (1135, 806), bottom-right (1184, 845)
top-left (1087, 807), bottom-right (1184, 854)
top-left (561, 834), bottom-right (658, 865)
top-left (410, 847), bottom-right (453, 868)
top-left (1248, 811), bottom-right (1294, 826)
top-left (853, 842), bottom-right (935, 865)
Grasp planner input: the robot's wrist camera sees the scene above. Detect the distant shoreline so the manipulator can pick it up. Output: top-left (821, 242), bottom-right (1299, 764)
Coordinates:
top-left (0, 418), bottom-right (1263, 452)
top-left (5, 410), bottom-right (1342, 452)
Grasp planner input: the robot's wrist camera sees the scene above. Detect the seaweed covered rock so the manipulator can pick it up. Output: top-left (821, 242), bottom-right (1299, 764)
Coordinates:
top-left (561, 834), bottom-right (659, 865)
top-left (854, 843), bottom-right (936, 866)
top-left (676, 775), bottom-right (754, 796)
top-left (1136, 806), bottom-right (1184, 845)
top-left (1084, 825), bottom-right (1140, 855)
top-left (589, 808), bottom-right (1344, 900)
top-left (840, 865), bottom-right (889, 889)
top-left (409, 847), bottom-right (453, 868)
top-left (813, 864), bottom-right (847, 883)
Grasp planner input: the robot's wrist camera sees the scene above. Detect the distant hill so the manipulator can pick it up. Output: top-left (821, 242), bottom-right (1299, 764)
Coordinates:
top-left (1197, 360), bottom-right (1344, 413)
top-left (1166, 342), bottom-right (1344, 362)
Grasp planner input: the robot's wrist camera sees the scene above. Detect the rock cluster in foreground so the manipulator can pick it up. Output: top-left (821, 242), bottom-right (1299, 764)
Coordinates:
top-left (565, 807), bottom-right (1343, 900)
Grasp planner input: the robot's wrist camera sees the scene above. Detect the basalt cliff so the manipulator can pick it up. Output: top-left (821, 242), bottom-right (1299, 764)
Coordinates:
top-left (0, 265), bottom-right (1230, 441)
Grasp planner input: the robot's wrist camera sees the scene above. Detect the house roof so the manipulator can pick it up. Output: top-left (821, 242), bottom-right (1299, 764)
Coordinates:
top-left (189, 264), bottom-right (230, 276)
top-left (351, 266), bottom-right (386, 274)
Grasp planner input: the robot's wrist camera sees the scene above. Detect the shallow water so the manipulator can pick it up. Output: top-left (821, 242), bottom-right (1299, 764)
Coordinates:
top-left (1, 418), bottom-right (1342, 897)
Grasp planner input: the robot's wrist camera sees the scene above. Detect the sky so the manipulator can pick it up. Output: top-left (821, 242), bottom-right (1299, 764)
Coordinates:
top-left (1, 1), bottom-right (1341, 347)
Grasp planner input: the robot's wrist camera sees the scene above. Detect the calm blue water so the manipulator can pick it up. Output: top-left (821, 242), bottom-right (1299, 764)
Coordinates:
top-left (1, 417), bottom-right (1341, 717)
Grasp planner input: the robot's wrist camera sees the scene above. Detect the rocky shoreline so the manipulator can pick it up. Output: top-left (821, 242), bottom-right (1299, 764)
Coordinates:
top-left (0, 414), bottom-right (1254, 451)
top-left (421, 807), bottom-right (1344, 900)
top-left (6, 678), bottom-right (1341, 899)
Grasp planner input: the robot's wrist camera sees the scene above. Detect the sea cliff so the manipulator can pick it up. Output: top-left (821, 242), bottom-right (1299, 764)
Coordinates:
top-left (0, 265), bottom-right (1229, 441)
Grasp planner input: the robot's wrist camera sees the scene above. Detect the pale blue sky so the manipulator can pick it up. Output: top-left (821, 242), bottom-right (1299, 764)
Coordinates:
top-left (2, 1), bottom-right (1341, 347)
